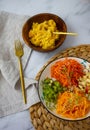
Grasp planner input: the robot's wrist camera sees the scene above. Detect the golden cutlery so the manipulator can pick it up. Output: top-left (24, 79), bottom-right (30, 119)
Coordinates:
top-left (15, 40), bottom-right (27, 104)
top-left (53, 32), bottom-right (78, 36)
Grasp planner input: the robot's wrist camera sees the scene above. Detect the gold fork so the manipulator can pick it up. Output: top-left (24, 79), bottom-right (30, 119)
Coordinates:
top-left (15, 40), bottom-right (27, 104)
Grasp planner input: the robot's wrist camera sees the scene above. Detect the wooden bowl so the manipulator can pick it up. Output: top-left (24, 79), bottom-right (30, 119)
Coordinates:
top-left (22, 13), bottom-right (67, 52)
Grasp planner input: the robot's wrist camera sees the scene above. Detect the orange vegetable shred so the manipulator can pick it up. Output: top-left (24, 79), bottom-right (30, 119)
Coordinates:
top-left (51, 58), bottom-right (84, 87)
top-left (56, 90), bottom-right (90, 119)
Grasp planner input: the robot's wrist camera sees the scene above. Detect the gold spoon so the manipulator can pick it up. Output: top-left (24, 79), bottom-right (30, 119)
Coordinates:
top-left (53, 32), bottom-right (78, 36)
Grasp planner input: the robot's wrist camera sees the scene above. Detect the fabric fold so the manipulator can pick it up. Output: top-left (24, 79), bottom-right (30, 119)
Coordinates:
top-left (0, 11), bottom-right (31, 88)
top-left (0, 11), bottom-right (40, 117)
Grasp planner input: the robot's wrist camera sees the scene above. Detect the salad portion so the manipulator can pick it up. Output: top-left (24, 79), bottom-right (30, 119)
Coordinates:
top-left (41, 58), bottom-right (90, 119)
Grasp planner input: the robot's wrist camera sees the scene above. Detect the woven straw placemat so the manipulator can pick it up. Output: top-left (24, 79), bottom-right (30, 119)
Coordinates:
top-left (30, 44), bottom-right (90, 130)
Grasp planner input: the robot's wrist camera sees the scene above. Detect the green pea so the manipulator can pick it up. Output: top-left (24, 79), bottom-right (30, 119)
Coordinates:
top-left (53, 81), bottom-right (60, 87)
top-left (53, 85), bottom-right (58, 93)
top-left (43, 78), bottom-right (52, 84)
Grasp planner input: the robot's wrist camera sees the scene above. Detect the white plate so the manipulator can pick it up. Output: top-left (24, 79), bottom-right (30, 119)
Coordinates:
top-left (38, 57), bottom-right (90, 121)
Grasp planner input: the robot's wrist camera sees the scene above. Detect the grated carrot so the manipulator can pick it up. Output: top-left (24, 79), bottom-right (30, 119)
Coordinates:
top-left (51, 58), bottom-right (84, 87)
top-left (56, 90), bottom-right (90, 119)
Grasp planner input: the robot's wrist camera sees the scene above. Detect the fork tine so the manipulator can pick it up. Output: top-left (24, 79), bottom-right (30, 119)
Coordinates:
top-left (15, 40), bottom-right (24, 57)
top-left (15, 40), bottom-right (22, 50)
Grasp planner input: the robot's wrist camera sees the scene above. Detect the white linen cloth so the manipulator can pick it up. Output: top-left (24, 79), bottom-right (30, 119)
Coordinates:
top-left (0, 11), bottom-right (40, 117)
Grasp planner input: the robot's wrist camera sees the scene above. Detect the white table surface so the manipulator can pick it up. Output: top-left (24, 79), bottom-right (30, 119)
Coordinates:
top-left (0, 0), bottom-right (90, 130)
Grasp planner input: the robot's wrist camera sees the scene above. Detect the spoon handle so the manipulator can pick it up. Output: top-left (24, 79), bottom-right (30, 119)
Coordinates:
top-left (53, 32), bottom-right (78, 36)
